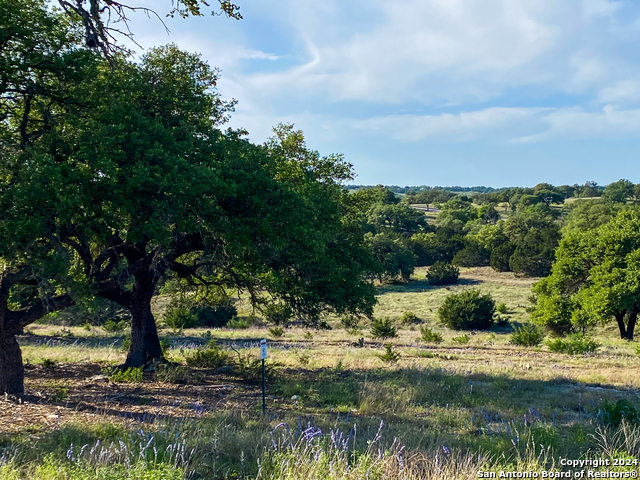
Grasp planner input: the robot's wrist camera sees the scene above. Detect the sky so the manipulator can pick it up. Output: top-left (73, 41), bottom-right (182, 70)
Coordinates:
top-left (120, 0), bottom-right (640, 188)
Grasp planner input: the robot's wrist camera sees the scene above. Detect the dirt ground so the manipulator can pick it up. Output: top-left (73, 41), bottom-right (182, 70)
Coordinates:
top-left (0, 363), bottom-right (260, 435)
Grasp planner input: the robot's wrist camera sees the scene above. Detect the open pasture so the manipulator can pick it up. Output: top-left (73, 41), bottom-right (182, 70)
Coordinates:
top-left (3, 267), bottom-right (640, 479)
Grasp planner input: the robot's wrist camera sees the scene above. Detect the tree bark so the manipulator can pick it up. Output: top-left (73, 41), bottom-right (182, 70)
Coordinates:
top-left (0, 331), bottom-right (24, 395)
top-left (0, 268), bottom-right (74, 395)
top-left (123, 273), bottom-right (163, 368)
top-left (626, 307), bottom-right (639, 341)
top-left (615, 311), bottom-right (627, 339)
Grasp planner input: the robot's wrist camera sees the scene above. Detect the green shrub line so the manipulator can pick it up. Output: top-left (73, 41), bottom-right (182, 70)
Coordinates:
top-left (546, 334), bottom-right (600, 355)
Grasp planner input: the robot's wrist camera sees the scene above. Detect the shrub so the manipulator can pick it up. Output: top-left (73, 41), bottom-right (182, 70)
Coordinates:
top-left (269, 326), bottom-right (284, 338)
top-left (340, 316), bottom-right (361, 330)
top-left (193, 303), bottom-right (237, 328)
top-left (42, 358), bottom-right (56, 369)
top-left (438, 289), bottom-right (495, 330)
top-left (509, 246), bottom-right (555, 277)
top-left (227, 317), bottom-right (255, 329)
top-left (185, 345), bottom-right (232, 368)
top-left (546, 334), bottom-right (600, 355)
top-left (108, 367), bottom-right (143, 383)
top-left (232, 352), bottom-right (278, 382)
top-left (263, 304), bottom-right (293, 325)
top-left (510, 323), bottom-right (545, 347)
top-left (452, 334), bottom-right (470, 344)
top-left (377, 343), bottom-right (401, 362)
top-left (426, 261), bottom-right (459, 285)
top-left (370, 317), bottom-right (398, 340)
top-left (496, 303), bottom-right (508, 314)
top-left (419, 326), bottom-right (443, 344)
top-left (163, 305), bottom-right (198, 329)
top-left (102, 319), bottom-right (129, 333)
top-left (599, 399), bottom-right (640, 428)
top-left (400, 311), bottom-right (421, 325)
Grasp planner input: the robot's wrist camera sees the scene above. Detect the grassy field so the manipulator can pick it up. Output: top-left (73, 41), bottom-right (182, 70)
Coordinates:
top-left (3, 267), bottom-right (640, 479)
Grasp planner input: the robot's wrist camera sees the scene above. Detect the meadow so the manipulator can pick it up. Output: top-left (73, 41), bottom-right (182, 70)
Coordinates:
top-left (2, 267), bottom-right (640, 479)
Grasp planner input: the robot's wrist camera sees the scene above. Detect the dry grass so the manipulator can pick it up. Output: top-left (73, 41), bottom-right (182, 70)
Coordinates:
top-left (9, 265), bottom-right (640, 478)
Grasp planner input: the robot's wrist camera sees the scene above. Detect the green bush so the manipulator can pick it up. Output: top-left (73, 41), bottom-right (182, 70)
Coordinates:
top-left (452, 334), bottom-right (470, 344)
top-left (185, 345), bottom-right (232, 368)
top-left (510, 323), bottom-right (545, 347)
top-left (426, 261), bottom-right (459, 285)
top-left (419, 326), bottom-right (443, 344)
top-left (193, 303), bottom-right (237, 327)
top-left (102, 319), bottom-right (129, 333)
top-left (438, 289), bottom-right (495, 330)
top-left (263, 304), bottom-right (292, 325)
top-left (496, 302), bottom-right (508, 314)
top-left (269, 326), bottom-right (284, 338)
top-left (340, 316), bottom-right (361, 331)
top-left (227, 317), bottom-right (253, 329)
top-left (232, 352), bottom-right (278, 382)
top-left (599, 399), bottom-right (640, 428)
top-left (164, 298), bottom-right (238, 329)
top-left (400, 311), bottom-right (421, 325)
top-left (163, 305), bottom-right (198, 329)
top-left (377, 343), bottom-right (401, 362)
top-left (370, 317), bottom-right (398, 340)
top-left (546, 334), bottom-right (600, 355)
top-left (107, 367), bottom-right (143, 383)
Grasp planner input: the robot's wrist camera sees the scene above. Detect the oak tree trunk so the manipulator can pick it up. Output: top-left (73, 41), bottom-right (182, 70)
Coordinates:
top-left (0, 331), bottom-right (24, 395)
top-left (615, 311), bottom-right (627, 339)
top-left (124, 275), bottom-right (163, 368)
top-left (626, 308), bottom-right (638, 341)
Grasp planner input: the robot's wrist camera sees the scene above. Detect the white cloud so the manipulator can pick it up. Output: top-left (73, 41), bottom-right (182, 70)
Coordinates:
top-left (366, 104), bottom-right (640, 143)
top-left (354, 108), bottom-right (547, 142)
top-left (126, 0), bottom-right (640, 150)
top-left (517, 105), bottom-right (640, 142)
top-left (217, 0), bottom-right (640, 108)
top-left (598, 80), bottom-right (640, 103)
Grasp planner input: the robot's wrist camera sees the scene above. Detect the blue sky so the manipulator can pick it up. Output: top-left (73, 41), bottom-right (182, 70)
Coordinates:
top-left (123, 0), bottom-right (640, 187)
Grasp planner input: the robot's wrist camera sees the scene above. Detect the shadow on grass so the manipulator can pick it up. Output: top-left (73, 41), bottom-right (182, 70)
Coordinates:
top-left (376, 277), bottom-right (481, 295)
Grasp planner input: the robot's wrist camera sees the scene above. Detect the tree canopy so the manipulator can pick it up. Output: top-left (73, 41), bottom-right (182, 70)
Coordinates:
top-left (531, 209), bottom-right (640, 340)
top-left (0, 0), bottom-right (377, 393)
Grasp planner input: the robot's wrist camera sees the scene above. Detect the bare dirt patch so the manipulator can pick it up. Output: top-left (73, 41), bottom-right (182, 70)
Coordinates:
top-left (460, 266), bottom-right (540, 288)
top-left (0, 363), bottom-right (260, 435)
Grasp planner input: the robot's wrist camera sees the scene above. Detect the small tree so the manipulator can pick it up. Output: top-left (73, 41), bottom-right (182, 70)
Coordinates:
top-left (419, 326), bottom-right (443, 343)
top-left (366, 233), bottom-right (416, 282)
top-left (438, 289), bottom-right (495, 330)
top-left (370, 317), bottom-right (398, 340)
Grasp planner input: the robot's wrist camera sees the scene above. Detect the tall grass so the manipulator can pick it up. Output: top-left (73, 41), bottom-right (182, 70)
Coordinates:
top-left (3, 414), bottom-right (640, 479)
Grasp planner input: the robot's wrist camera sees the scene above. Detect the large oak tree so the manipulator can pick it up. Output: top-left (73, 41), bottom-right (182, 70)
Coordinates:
top-left (1, 1), bottom-right (376, 392)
